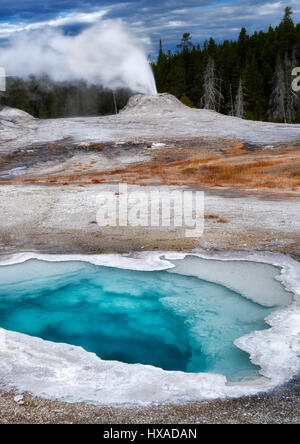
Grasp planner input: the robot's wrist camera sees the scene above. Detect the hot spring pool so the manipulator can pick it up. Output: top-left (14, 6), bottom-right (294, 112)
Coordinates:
top-left (0, 256), bottom-right (292, 382)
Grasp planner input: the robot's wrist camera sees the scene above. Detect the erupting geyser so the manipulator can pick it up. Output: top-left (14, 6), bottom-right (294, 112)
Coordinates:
top-left (0, 20), bottom-right (157, 96)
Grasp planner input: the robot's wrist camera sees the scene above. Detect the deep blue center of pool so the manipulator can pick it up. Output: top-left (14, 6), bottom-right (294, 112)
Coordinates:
top-left (0, 259), bottom-right (274, 380)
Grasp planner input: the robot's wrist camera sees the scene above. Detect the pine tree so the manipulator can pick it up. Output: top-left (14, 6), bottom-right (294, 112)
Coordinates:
top-left (180, 94), bottom-right (194, 107)
top-left (153, 40), bottom-right (169, 92)
top-left (159, 39), bottom-right (163, 57)
top-left (243, 52), bottom-right (264, 120)
top-left (177, 33), bottom-right (193, 50)
top-left (278, 6), bottom-right (296, 55)
top-left (237, 27), bottom-right (249, 65)
top-left (166, 56), bottom-right (186, 98)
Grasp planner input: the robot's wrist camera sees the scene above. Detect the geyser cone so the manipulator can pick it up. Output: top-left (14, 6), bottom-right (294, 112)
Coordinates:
top-left (121, 93), bottom-right (188, 114)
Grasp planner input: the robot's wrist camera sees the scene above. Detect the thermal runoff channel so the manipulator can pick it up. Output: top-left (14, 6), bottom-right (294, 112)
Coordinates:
top-left (0, 258), bottom-right (287, 381)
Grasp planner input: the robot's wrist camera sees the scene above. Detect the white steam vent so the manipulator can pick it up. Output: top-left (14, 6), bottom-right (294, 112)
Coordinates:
top-left (0, 20), bottom-right (157, 96)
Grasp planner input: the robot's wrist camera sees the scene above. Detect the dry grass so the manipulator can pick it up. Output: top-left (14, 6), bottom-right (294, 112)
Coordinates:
top-left (198, 158), bottom-right (300, 189)
top-left (205, 214), bottom-right (228, 223)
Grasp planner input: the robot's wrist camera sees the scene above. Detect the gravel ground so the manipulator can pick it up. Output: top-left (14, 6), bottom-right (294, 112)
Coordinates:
top-left (0, 183), bottom-right (299, 256)
top-left (0, 376), bottom-right (299, 424)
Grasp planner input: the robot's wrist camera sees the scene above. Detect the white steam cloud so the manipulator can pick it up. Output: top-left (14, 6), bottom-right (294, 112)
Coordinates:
top-left (0, 20), bottom-right (157, 95)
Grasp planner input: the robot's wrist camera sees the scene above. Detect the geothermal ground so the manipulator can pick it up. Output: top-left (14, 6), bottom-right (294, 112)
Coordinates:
top-left (0, 94), bottom-right (299, 258)
top-left (0, 93), bottom-right (299, 423)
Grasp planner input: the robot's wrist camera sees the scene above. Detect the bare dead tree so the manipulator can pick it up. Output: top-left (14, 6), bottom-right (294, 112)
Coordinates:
top-left (269, 56), bottom-right (287, 122)
top-left (217, 78), bottom-right (223, 113)
top-left (201, 57), bottom-right (223, 111)
top-left (112, 92), bottom-right (118, 115)
top-left (285, 51), bottom-right (298, 123)
top-left (234, 78), bottom-right (245, 118)
top-left (229, 84), bottom-right (234, 116)
top-left (269, 53), bottom-right (298, 123)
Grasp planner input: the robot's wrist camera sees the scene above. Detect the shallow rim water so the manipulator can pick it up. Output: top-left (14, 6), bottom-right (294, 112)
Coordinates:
top-left (0, 250), bottom-right (299, 406)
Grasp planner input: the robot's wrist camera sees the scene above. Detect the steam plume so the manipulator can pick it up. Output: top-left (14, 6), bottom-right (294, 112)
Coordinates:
top-left (0, 20), bottom-right (157, 95)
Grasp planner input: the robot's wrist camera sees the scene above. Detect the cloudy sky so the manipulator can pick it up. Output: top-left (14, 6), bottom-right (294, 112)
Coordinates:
top-left (0, 0), bottom-right (299, 52)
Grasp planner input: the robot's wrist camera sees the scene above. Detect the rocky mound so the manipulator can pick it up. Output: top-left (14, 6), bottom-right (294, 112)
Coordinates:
top-left (0, 106), bottom-right (35, 122)
top-left (121, 93), bottom-right (189, 114)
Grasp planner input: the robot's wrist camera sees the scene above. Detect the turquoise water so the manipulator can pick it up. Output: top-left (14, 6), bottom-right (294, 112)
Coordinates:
top-left (0, 259), bottom-right (275, 380)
